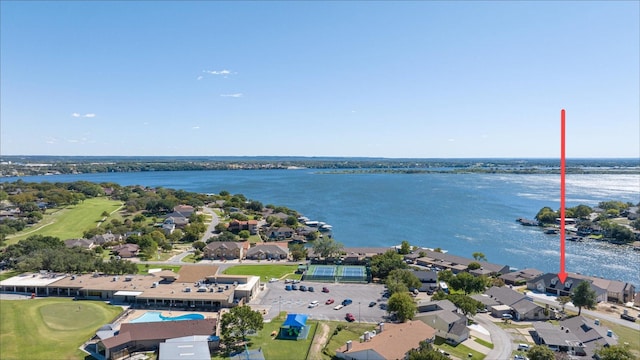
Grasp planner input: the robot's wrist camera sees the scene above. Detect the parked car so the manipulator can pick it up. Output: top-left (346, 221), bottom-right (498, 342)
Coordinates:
top-left (285, 285), bottom-right (292, 291)
top-left (300, 285), bottom-right (307, 292)
top-left (342, 298), bottom-right (353, 306)
top-left (345, 313), bottom-right (355, 322)
top-left (501, 313), bottom-right (513, 320)
top-left (326, 298), bottom-right (335, 305)
top-left (368, 301), bottom-right (377, 307)
top-left (333, 304), bottom-right (344, 310)
top-left (292, 284), bottom-right (298, 290)
top-left (284, 279), bottom-right (292, 284)
top-left (517, 344), bottom-right (530, 351)
top-left (308, 286), bottom-right (314, 292)
top-left (322, 287), bottom-right (330, 293)
top-left (620, 313), bottom-right (637, 322)
top-left (268, 278), bottom-right (279, 283)
top-left (308, 300), bottom-right (319, 308)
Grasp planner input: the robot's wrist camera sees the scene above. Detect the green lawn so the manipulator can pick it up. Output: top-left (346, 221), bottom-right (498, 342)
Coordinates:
top-left (0, 298), bottom-right (123, 360)
top-left (0, 270), bottom-right (21, 281)
top-left (434, 337), bottom-right (485, 360)
top-left (321, 322), bottom-right (377, 359)
top-left (474, 337), bottom-right (494, 349)
top-left (4, 197), bottom-right (124, 246)
top-left (212, 312), bottom-right (316, 360)
top-left (222, 265), bottom-right (302, 281)
top-left (594, 318), bottom-right (640, 355)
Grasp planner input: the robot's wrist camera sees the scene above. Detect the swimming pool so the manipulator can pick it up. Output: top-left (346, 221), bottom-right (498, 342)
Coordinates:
top-left (129, 311), bottom-right (205, 323)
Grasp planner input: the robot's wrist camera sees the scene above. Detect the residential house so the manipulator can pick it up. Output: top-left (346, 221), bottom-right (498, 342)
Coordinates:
top-left (414, 300), bottom-right (469, 345)
top-left (164, 214), bottom-right (189, 228)
top-left (532, 316), bottom-right (617, 357)
top-left (91, 233), bottom-right (122, 246)
top-left (415, 250), bottom-right (510, 276)
top-left (481, 286), bottom-right (549, 321)
top-left (158, 335), bottom-right (218, 360)
top-left (246, 244), bottom-right (289, 260)
top-left (266, 227), bottom-right (295, 240)
top-left (527, 273), bottom-right (608, 303)
top-left (112, 243), bottom-right (140, 258)
top-left (173, 205), bottom-right (195, 218)
top-left (64, 238), bottom-right (95, 250)
top-left (97, 318), bottom-right (217, 360)
top-left (500, 268), bottom-right (544, 286)
top-left (203, 241), bottom-right (244, 260)
top-left (335, 321), bottom-right (436, 360)
top-left (412, 270), bottom-right (439, 293)
top-left (227, 219), bottom-right (259, 235)
top-left (569, 273), bottom-right (636, 304)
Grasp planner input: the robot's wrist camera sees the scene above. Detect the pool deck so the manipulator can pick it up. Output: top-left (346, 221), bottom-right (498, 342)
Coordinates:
top-left (119, 309), bottom-right (219, 325)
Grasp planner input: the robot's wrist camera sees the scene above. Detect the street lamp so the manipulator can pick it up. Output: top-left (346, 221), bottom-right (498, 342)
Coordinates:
top-left (358, 302), bottom-right (361, 323)
top-left (279, 296), bottom-right (282, 315)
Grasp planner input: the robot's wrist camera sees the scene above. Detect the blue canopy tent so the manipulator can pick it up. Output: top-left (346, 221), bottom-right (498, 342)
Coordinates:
top-left (279, 314), bottom-right (309, 340)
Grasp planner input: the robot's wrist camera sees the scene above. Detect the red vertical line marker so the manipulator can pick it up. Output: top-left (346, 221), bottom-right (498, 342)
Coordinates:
top-left (558, 109), bottom-right (567, 284)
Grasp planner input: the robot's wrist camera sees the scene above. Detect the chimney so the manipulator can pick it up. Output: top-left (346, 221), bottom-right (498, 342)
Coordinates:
top-left (346, 340), bottom-right (352, 351)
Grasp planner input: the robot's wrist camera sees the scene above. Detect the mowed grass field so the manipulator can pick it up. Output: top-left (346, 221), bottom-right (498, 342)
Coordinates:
top-left (5, 197), bottom-right (123, 246)
top-left (222, 264), bottom-right (302, 281)
top-left (0, 298), bottom-right (123, 360)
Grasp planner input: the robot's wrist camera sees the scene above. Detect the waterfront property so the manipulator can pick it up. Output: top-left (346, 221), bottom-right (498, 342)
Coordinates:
top-left (473, 286), bottom-right (549, 321)
top-left (499, 268), bottom-right (543, 286)
top-left (415, 249), bottom-right (510, 276)
top-left (414, 299), bottom-right (469, 345)
top-left (0, 265), bottom-right (261, 310)
top-left (527, 272), bottom-right (635, 304)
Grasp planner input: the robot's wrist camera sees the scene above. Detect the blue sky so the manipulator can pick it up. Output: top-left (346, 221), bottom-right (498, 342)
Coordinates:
top-left (1, 1), bottom-right (638, 158)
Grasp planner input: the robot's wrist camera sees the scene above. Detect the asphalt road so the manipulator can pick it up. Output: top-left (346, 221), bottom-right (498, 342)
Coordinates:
top-left (258, 281), bottom-right (388, 323)
top-left (473, 313), bottom-right (513, 360)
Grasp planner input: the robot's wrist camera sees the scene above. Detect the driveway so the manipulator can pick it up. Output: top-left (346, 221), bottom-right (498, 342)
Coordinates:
top-left (257, 281), bottom-right (388, 323)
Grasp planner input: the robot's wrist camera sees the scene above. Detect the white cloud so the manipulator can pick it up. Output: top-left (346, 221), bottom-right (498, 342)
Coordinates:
top-left (197, 75), bottom-right (204, 80)
top-left (220, 93), bottom-right (243, 98)
top-left (203, 69), bottom-right (234, 76)
top-left (192, 126), bottom-right (200, 129)
top-left (71, 113), bottom-right (96, 118)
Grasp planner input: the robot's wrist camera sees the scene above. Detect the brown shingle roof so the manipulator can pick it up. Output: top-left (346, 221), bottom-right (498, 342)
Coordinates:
top-left (336, 321), bottom-right (436, 360)
top-left (177, 265), bottom-right (219, 283)
top-left (101, 318), bottom-right (216, 349)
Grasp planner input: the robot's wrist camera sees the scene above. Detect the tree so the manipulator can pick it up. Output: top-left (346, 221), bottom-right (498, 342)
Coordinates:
top-left (535, 207), bottom-right (558, 225)
top-left (450, 272), bottom-right (485, 295)
top-left (193, 241), bottom-right (206, 251)
top-left (385, 269), bottom-right (421, 295)
top-left (571, 281), bottom-right (597, 315)
top-left (289, 243), bottom-right (308, 261)
top-left (556, 295), bottom-right (572, 312)
top-left (527, 345), bottom-right (555, 360)
top-left (446, 294), bottom-right (483, 316)
top-left (311, 237), bottom-right (344, 259)
top-left (370, 250), bottom-right (407, 279)
top-left (238, 230), bottom-right (250, 240)
top-left (285, 215), bottom-right (298, 227)
top-left (472, 252), bottom-right (487, 261)
top-left (467, 262), bottom-right (481, 270)
top-left (399, 240), bottom-right (411, 255)
top-left (387, 292), bottom-right (417, 322)
top-left (594, 344), bottom-right (635, 360)
top-left (407, 341), bottom-right (449, 360)
top-left (220, 305), bottom-right (264, 350)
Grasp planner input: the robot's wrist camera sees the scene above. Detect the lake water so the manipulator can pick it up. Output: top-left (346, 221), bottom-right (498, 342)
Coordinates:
top-left (4, 170), bottom-right (640, 287)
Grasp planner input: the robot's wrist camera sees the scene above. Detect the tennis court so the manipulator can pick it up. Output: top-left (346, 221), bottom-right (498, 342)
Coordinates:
top-left (303, 265), bottom-right (369, 283)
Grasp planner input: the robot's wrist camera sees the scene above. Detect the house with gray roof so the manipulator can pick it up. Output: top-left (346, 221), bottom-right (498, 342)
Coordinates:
top-left (415, 250), bottom-right (509, 276)
top-left (64, 238), bottom-right (95, 250)
top-left (500, 268), bottom-right (543, 286)
top-left (246, 244), bottom-right (289, 260)
top-left (533, 316), bottom-right (617, 357)
top-left (484, 286), bottom-right (549, 321)
top-left (527, 273), bottom-right (608, 303)
top-left (414, 299), bottom-right (469, 345)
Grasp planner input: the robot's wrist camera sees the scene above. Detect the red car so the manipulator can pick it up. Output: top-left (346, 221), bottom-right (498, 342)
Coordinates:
top-left (325, 298), bottom-right (335, 305)
top-left (345, 313), bottom-right (355, 322)
top-left (322, 287), bottom-right (330, 293)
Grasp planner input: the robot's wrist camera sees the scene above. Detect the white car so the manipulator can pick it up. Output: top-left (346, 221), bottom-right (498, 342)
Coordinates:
top-left (268, 278), bottom-right (279, 283)
top-left (308, 300), bottom-right (319, 308)
top-left (333, 304), bottom-right (344, 310)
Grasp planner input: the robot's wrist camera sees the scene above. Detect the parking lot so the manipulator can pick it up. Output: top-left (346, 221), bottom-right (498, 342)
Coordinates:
top-left (257, 280), bottom-right (388, 323)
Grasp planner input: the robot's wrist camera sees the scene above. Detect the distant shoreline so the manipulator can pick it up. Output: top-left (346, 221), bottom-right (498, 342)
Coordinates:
top-left (2, 156), bottom-right (639, 178)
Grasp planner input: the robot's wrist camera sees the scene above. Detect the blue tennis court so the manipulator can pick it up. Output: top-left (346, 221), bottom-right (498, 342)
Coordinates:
top-left (310, 265), bottom-right (336, 276)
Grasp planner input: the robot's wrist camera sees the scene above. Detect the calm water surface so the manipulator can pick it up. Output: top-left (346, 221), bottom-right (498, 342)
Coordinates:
top-left (4, 171), bottom-right (640, 287)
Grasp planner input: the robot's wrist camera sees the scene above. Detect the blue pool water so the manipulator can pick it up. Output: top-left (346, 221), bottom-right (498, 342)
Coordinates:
top-left (129, 311), bottom-right (205, 323)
